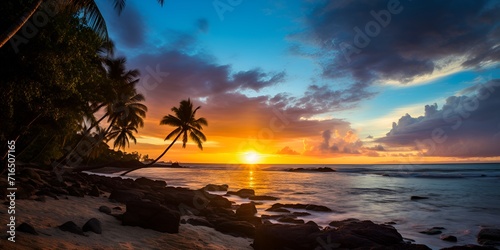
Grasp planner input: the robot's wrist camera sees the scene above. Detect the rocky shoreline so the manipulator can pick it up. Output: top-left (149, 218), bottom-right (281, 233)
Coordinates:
top-left (2, 166), bottom-right (499, 249)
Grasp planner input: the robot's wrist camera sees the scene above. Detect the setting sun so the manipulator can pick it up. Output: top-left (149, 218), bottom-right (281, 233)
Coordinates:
top-left (242, 151), bottom-right (261, 164)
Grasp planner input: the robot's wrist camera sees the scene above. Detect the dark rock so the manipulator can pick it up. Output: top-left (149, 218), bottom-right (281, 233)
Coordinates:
top-left (411, 196), bottom-right (429, 200)
top-left (122, 201), bottom-right (180, 233)
top-left (204, 184), bottom-right (229, 192)
top-left (113, 206), bottom-right (122, 211)
top-left (67, 186), bottom-right (84, 197)
top-left (215, 221), bottom-right (255, 238)
top-left (98, 206), bottom-right (112, 214)
top-left (441, 235), bottom-right (458, 242)
top-left (265, 207), bottom-right (290, 213)
top-left (329, 218), bottom-right (361, 227)
top-left (208, 195), bottom-right (232, 208)
top-left (227, 189), bottom-right (255, 198)
top-left (269, 203), bottom-right (332, 212)
top-left (82, 218), bottom-right (102, 234)
top-left (89, 185), bottom-right (101, 197)
top-left (285, 167), bottom-right (336, 172)
top-left (17, 223), bottom-right (38, 235)
top-left (249, 195), bottom-right (279, 201)
top-left (478, 228), bottom-right (500, 246)
top-left (187, 218), bottom-right (214, 228)
top-left (58, 221), bottom-right (85, 235)
top-left (277, 217), bottom-right (304, 224)
top-left (253, 223), bottom-right (320, 249)
top-left (134, 177), bottom-right (166, 188)
top-left (236, 203), bottom-right (257, 218)
top-left (441, 245), bottom-right (499, 250)
top-left (305, 204), bottom-right (332, 212)
top-left (420, 227), bottom-right (444, 235)
top-left (109, 189), bottom-right (144, 203)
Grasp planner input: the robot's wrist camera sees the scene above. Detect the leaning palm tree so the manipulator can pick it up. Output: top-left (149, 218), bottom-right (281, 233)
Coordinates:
top-left (0, 0), bottom-right (165, 48)
top-left (120, 98), bottom-right (207, 176)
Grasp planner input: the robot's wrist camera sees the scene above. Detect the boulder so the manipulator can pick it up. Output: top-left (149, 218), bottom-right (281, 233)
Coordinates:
top-left (109, 189), bottom-right (144, 203)
top-left (477, 228), bottom-right (500, 246)
top-left (17, 223), bottom-right (38, 235)
top-left (441, 235), bottom-right (458, 242)
top-left (411, 196), bottom-right (429, 200)
top-left (208, 195), bottom-right (232, 208)
top-left (134, 177), bottom-right (166, 188)
top-left (227, 189), bottom-right (255, 198)
top-left (253, 222), bottom-right (320, 249)
top-left (249, 195), bottom-right (279, 201)
top-left (122, 201), bottom-right (180, 233)
top-left (265, 207), bottom-right (290, 213)
top-left (204, 184), bottom-right (229, 192)
top-left (236, 203), bottom-right (257, 218)
top-left (277, 217), bottom-right (304, 224)
top-left (82, 218), bottom-right (102, 234)
top-left (215, 221), bottom-right (255, 238)
top-left (420, 227), bottom-right (444, 235)
top-left (98, 205), bottom-right (112, 214)
top-left (58, 221), bottom-right (85, 235)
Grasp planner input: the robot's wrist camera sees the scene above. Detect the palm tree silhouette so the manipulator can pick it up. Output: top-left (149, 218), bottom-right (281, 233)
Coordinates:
top-left (0, 0), bottom-right (165, 48)
top-left (120, 98), bottom-right (207, 176)
top-left (107, 121), bottom-right (138, 150)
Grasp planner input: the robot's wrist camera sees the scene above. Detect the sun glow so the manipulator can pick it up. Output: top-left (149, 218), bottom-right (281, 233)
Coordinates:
top-left (242, 151), bottom-right (261, 164)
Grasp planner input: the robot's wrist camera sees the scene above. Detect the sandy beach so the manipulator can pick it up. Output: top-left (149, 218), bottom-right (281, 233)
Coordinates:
top-left (1, 195), bottom-right (253, 250)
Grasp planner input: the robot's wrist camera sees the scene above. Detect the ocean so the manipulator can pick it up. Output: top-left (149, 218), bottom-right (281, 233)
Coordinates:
top-left (105, 163), bottom-right (500, 249)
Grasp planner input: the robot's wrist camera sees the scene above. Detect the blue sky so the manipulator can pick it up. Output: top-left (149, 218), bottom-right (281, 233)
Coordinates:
top-left (95, 0), bottom-right (500, 163)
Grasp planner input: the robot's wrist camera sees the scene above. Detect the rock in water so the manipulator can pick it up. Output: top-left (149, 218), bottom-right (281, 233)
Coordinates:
top-left (122, 201), bottom-right (180, 233)
top-left (441, 235), bottom-right (458, 242)
top-left (204, 184), bottom-right (229, 192)
top-left (58, 221), bottom-right (85, 235)
top-left (99, 205), bottom-right (112, 214)
top-left (227, 189), bottom-right (255, 198)
top-left (17, 223), bottom-right (38, 235)
top-left (419, 227), bottom-right (444, 235)
top-left (134, 177), bottom-right (166, 188)
top-left (236, 203), bottom-right (257, 218)
top-left (477, 228), bottom-right (500, 246)
top-left (82, 218), bottom-right (102, 234)
top-left (411, 196), bottom-right (429, 200)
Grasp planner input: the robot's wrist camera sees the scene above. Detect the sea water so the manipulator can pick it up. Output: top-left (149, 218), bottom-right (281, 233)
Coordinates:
top-left (114, 163), bottom-right (500, 250)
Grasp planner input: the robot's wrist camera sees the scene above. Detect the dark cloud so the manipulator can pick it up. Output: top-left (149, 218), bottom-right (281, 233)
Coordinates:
top-left (109, 5), bottom-right (147, 48)
top-left (294, 0), bottom-right (500, 83)
top-left (276, 146), bottom-right (299, 155)
top-left (377, 79), bottom-right (500, 157)
top-left (196, 18), bottom-right (209, 33)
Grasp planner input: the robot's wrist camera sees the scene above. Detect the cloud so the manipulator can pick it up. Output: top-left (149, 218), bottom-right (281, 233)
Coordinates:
top-left (303, 129), bottom-right (363, 155)
top-left (108, 5), bottom-right (147, 48)
top-left (196, 18), bottom-right (209, 33)
top-left (377, 79), bottom-right (500, 157)
top-left (292, 0), bottom-right (500, 84)
top-left (276, 146), bottom-right (299, 155)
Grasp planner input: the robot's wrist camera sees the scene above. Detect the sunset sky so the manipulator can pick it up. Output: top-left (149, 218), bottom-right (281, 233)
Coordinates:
top-left (96, 0), bottom-right (500, 164)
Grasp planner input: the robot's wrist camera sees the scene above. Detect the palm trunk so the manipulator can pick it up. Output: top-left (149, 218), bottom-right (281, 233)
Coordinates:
top-left (0, 0), bottom-right (43, 48)
top-left (120, 132), bottom-right (182, 176)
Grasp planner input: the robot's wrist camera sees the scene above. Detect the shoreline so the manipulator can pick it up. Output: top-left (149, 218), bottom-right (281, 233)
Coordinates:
top-left (1, 166), bottom-right (499, 250)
